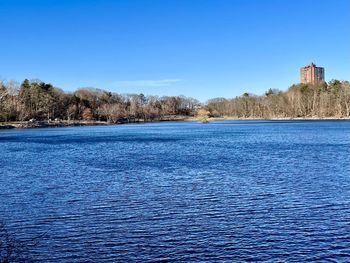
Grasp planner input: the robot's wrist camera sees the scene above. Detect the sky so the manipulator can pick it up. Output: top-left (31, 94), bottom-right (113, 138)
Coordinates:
top-left (0, 0), bottom-right (349, 102)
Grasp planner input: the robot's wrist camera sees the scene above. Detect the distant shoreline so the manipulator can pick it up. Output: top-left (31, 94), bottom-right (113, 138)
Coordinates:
top-left (202, 116), bottom-right (350, 121)
top-left (0, 117), bottom-right (187, 130)
top-left (0, 121), bottom-right (111, 130)
top-left (1, 117), bottom-right (350, 130)
top-left (184, 116), bottom-right (350, 122)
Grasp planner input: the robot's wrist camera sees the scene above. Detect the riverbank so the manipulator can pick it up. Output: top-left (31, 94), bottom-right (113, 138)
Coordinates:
top-left (187, 116), bottom-right (350, 121)
top-left (1, 116), bottom-right (350, 130)
top-left (0, 121), bottom-right (109, 129)
top-left (0, 116), bottom-right (188, 130)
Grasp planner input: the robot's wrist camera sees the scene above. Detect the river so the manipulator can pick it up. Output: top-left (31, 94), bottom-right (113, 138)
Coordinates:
top-left (1, 120), bottom-right (350, 262)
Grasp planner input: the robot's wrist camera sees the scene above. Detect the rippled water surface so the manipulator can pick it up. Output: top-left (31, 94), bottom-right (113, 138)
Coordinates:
top-left (1, 120), bottom-right (350, 262)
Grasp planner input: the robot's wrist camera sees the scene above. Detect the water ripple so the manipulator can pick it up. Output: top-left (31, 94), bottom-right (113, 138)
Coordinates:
top-left (0, 121), bottom-right (350, 262)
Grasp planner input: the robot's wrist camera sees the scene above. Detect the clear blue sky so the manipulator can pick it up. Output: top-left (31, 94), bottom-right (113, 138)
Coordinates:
top-left (0, 0), bottom-right (349, 101)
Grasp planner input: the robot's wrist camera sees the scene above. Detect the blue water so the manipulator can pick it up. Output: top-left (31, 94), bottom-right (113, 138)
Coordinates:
top-left (1, 121), bottom-right (350, 262)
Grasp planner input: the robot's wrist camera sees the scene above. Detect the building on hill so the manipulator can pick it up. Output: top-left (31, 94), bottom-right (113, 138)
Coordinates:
top-left (300, 63), bottom-right (325, 84)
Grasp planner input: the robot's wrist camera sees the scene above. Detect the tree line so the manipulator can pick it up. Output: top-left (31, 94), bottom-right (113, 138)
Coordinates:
top-left (1, 78), bottom-right (350, 123)
top-left (207, 80), bottom-right (350, 119)
top-left (0, 79), bottom-right (200, 123)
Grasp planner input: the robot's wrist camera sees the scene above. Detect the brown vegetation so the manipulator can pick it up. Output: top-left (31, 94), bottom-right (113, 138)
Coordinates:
top-left (207, 80), bottom-right (350, 119)
top-left (196, 108), bottom-right (210, 123)
top-left (1, 79), bottom-right (349, 127)
top-left (0, 79), bottom-right (200, 124)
